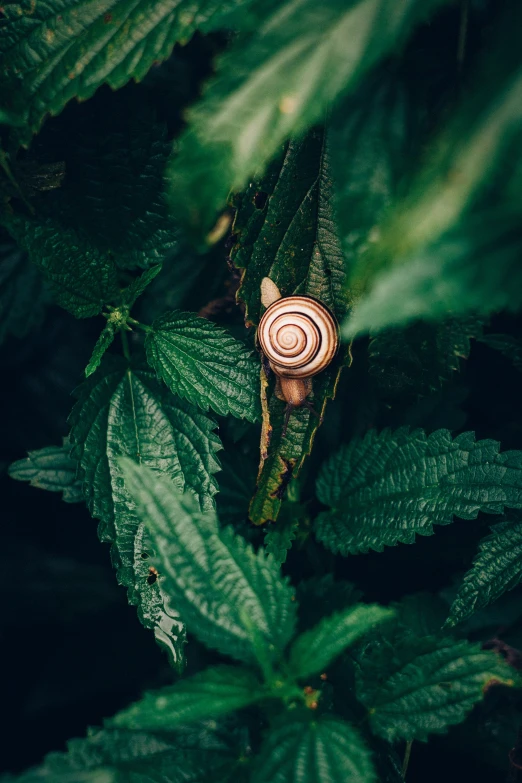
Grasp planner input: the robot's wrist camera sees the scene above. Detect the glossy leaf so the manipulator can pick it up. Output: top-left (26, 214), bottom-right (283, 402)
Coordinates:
top-left (9, 439), bottom-right (83, 503)
top-left (344, 14), bottom-right (522, 337)
top-left (315, 428), bottom-right (522, 554)
top-left (112, 666), bottom-right (266, 730)
top-left (120, 458), bottom-right (297, 665)
top-left (251, 713), bottom-right (376, 783)
top-left (69, 357), bottom-right (222, 667)
top-left (330, 72), bottom-right (417, 277)
top-left (357, 635), bottom-right (517, 741)
top-left (232, 128), bottom-right (349, 524)
top-left (85, 323), bottom-right (117, 378)
top-left (145, 311), bottom-right (260, 421)
top-left (446, 512), bottom-right (522, 628)
top-left (11, 724), bottom-right (248, 783)
top-left (168, 0), bottom-right (449, 235)
top-left (0, 0), bottom-right (255, 145)
top-left (289, 604), bottom-right (393, 679)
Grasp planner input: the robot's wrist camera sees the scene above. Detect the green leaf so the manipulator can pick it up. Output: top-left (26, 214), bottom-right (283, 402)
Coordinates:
top-left (216, 450), bottom-right (257, 525)
top-left (330, 72), bottom-right (418, 278)
top-left (289, 604), bottom-right (394, 679)
top-left (446, 512), bottom-right (522, 628)
top-left (85, 323), bottom-right (117, 378)
top-left (9, 438), bottom-right (82, 503)
top-left (479, 334), bottom-right (522, 372)
top-left (122, 266), bottom-right (163, 308)
top-left (0, 238), bottom-right (49, 344)
top-left (45, 101), bottom-right (178, 271)
top-left (369, 316), bottom-right (484, 402)
top-left (145, 310), bottom-right (260, 421)
top-left (233, 129), bottom-right (348, 324)
top-left (251, 713), bottom-right (376, 783)
top-left (345, 211), bottom-right (522, 337)
top-left (231, 128), bottom-right (349, 523)
top-left (11, 723), bottom-right (249, 783)
top-left (168, 0), bottom-right (449, 235)
top-left (343, 12), bottom-right (522, 337)
top-left (69, 357), bottom-right (222, 666)
top-left (2, 213), bottom-right (120, 318)
top-left (264, 516), bottom-right (299, 567)
top-left (315, 428), bottom-right (522, 555)
top-left (357, 635), bottom-right (517, 742)
top-left (0, 0), bottom-right (255, 145)
top-left (120, 459), bottom-right (297, 665)
top-left (112, 666), bottom-right (266, 730)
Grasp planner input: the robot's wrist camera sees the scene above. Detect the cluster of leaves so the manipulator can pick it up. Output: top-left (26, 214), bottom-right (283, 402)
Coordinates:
top-left (2, 0), bottom-right (522, 780)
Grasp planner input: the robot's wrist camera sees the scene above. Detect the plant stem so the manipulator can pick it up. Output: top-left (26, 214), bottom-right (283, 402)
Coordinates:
top-left (129, 318), bottom-right (152, 333)
top-left (402, 740), bottom-right (413, 779)
top-left (121, 330), bottom-right (131, 361)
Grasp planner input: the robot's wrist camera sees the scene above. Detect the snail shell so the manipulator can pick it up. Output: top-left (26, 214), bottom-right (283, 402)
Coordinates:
top-left (258, 295), bottom-right (339, 379)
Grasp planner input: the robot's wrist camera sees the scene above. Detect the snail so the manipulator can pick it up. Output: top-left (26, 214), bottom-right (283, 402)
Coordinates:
top-left (258, 277), bottom-right (339, 434)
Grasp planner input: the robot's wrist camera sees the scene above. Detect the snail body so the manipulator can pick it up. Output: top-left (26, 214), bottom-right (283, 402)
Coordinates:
top-left (258, 278), bottom-right (339, 431)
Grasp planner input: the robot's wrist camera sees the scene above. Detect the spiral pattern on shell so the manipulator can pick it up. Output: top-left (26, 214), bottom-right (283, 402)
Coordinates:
top-left (258, 295), bottom-right (339, 379)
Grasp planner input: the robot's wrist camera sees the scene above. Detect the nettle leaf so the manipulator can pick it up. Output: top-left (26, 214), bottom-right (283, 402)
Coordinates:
top-left (345, 211), bottom-right (522, 337)
top-left (120, 459), bottom-right (297, 665)
top-left (289, 604), bottom-right (393, 679)
top-left (2, 213), bottom-right (120, 318)
top-left (168, 0), bottom-right (449, 235)
top-left (0, 0), bottom-right (255, 145)
top-left (344, 16), bottom-right (522, 337)
top-left (122, 266), bottom-right (163, 308)
top-left (0, 239), bottom-right (49, 344)
top-left (46, 102), bottom-right (178, 271)
top-left (446, 512), bottom-right (522, 628)
top-left (232, 128), bottom-right (349, 524)
top-left (69, 357), bottom-right (222, 666)
top-left (251, 713), bottom-right (376, 783)
top-left (264, 515), bottom-right (299, 566)
top-left (369, 316), bottom-right (484, 401)
top-left (315, 428), bottom-right (522, 555)
top-left (9, 439), bottom-right (82, 503)
top-left (145, 311), bottom-right (261, 421)
top-left (330, 72), bottom-right (418, 276)
top-left (216, 450), bottom-right (257, 525)
top-left (479, 334), bottom-right (522, 372)
top-left (85, 322), bottom-right (117, 378)
top-left (112, 666), bottom-right (266, 731)
top-left (13, 724), bottom-right (249, 783)
top-left (357, 635), bottom-right (517, 742)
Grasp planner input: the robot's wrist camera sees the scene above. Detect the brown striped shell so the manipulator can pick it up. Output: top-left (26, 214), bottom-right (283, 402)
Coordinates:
top-left (258, 295), bottom-right (339, 379)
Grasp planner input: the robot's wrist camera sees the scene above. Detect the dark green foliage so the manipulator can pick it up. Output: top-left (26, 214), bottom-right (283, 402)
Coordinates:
top-left (9, 439), bottom-right (82, 503)
top-left (3, 1), bottom-right (522, 781)
top-left (357, 635), bottom-right (516, 742)
top-left (232, 128), bottom-right (350, 523)
top-left (145, 311), bottom-right (261, 420)
top-left (251, 714), bottom-right (377, 783)
top-left (69, 358), bottom-right (222, 667)
top-left (315, 428), bottom-right (522, 554)
top-left (447, 512), bottom-right (522, 627)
